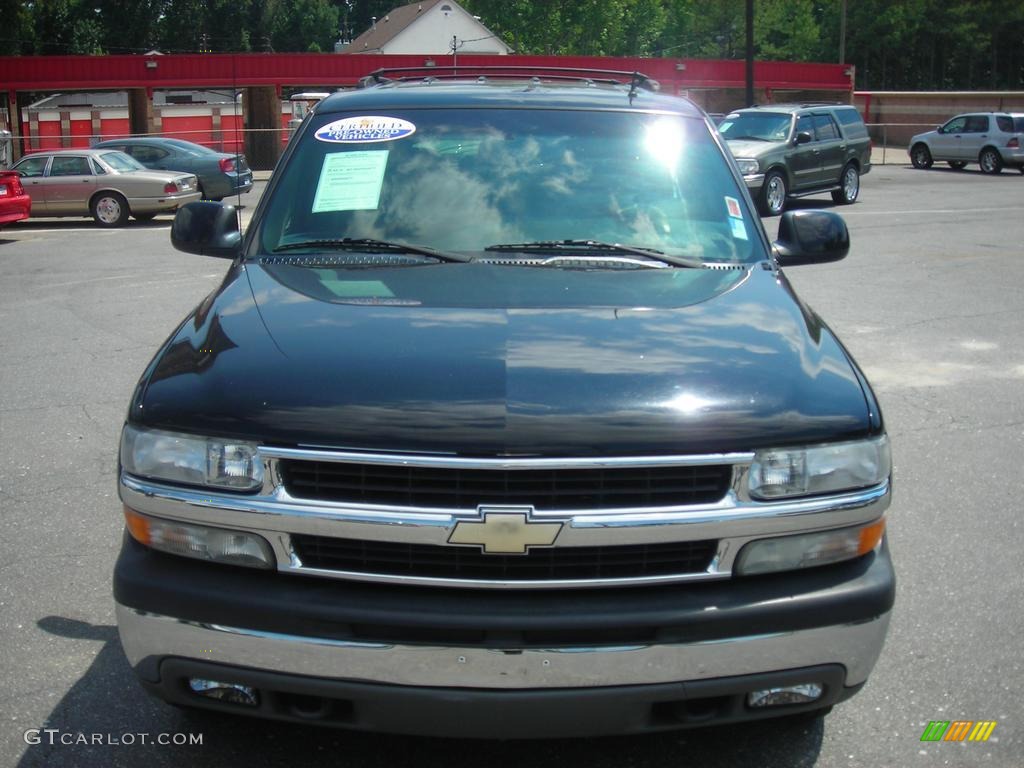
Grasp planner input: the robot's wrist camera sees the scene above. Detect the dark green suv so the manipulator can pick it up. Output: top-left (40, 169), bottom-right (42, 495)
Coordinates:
top-left (720, 104), bottom-right (871, 216)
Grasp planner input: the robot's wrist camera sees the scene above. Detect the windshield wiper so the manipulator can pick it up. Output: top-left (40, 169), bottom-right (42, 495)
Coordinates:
top-left (273, 238), bottom-right (471, 263)
top-left (484, 240), bottom-right (705, 269)
top-left (727, 134), bottom-right (768, 141)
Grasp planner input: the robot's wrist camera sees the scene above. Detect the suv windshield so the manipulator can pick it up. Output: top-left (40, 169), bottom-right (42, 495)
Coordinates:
top-left (255, 108), bottom-right (764, 265)
top-left (718, 112), bottom-right (792, 142)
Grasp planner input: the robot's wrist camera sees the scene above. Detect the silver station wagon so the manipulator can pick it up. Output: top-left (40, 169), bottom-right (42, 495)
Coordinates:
top-left (12, 148), bottom-right (201, 226)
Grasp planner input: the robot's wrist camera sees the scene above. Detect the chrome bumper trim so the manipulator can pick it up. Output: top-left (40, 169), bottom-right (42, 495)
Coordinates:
top-left (743, 173), bottom-right (765, 189)
top-left (257, 447), bottom-right (756, 470)
top-left (116, 604), bottom-right (891, 689)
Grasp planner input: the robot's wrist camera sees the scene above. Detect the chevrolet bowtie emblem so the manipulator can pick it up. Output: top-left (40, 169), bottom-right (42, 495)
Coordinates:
top-left (448, 508), bottom-right (563, 554)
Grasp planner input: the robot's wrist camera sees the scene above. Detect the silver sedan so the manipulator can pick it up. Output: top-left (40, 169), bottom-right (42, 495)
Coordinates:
top-left (11, 149), bottom-right (201, 226)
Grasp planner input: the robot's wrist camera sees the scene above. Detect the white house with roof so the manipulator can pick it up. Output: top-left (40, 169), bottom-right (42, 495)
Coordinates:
top-left (343, 0), bottom-right (511, 55)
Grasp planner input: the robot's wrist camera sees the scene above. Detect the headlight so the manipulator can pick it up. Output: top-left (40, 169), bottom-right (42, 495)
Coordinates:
top-left (735, 518), bottom-right (886, 575)
top-left (735, 158), bottom-right (760, 175)
top-left (748, 436), bottom-right (890, 500)
top-left (120, 424), bottom-right (263, 491)
top-left (124, 507), bottom-right (274, 569)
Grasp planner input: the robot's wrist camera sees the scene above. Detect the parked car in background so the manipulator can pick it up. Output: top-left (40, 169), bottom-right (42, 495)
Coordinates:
top-left (0, 169), bottom-right (31, 229)
top-left (909, 113), bottom-right (1024, 174)
top-left (719, 103), bottom-right (872, 216)
top-left (11, 149), bottom-right (200, 227)
top-left (93, 137), bottom-right (253, 200)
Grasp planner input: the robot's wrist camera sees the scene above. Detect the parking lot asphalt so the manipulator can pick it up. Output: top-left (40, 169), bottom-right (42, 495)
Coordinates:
top-left (1, 165), bottom-right (1022, 768)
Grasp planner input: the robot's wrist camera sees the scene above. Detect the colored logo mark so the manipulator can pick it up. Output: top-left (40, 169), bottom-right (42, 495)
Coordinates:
top-left (315, 116), bottom-right (416, 144)
top-left (920, 720), bottom-right (997, 742)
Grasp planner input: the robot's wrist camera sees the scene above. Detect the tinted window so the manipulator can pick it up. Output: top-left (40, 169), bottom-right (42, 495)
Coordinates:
top-left (49, 156), bottom-right (92, 176)
top-left (1014, 117), bottom-right (1024, 133)
top-left (14, 155), bottom-right (49, 177)
top-left (129, 145), bottom-right (170, 163)
top-left (996, 116), bottom-right (1013, 132)
top-left (963, 116), bottom-right (989, 133)
top-left (796, 115), bottom-right (815, 140)
top-left (832, 107), bottom-right (867, 138)
top-left (718, 112), bottom-right (792, 142)
top-left (942, 117), bottom-right (967, 133)
top-left (833, 107), bottom-right (863, 126)
top-left (259, 109), bottom-right (764, 265)
top-left (812, 114), bottom-right (839, 141)
top-left (90, 158), bottom-right (107, 175)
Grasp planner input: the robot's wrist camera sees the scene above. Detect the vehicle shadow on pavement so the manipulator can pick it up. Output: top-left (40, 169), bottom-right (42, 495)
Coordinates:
top-left (19, 616), bottom-right (825, 768)
top-left (4, 219), bottom-right (173, 232)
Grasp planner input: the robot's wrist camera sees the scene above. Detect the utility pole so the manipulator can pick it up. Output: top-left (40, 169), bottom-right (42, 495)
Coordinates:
top-left (744, 0), bottom-right (754, 106)
top-left (839, 0), bottom-right (847, 64)
top-left (452, 35), bottom-right (458, 73)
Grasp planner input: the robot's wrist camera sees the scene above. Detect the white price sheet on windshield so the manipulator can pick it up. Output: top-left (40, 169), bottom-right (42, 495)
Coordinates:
top-left (312, 150), bottom-right (389, 213)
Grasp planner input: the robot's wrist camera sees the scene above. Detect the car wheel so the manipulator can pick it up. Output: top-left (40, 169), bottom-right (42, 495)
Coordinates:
top-left (758, 171), bottom-right (787, 216)
top-left (979, 147), bottom-right (1003, 174)
top-left (910, 144), bottom-right (933, 169)
top-left (91, 192), bottom-right (129, 227)
top-left (133, 212), bottom-right (158, 222)
top-left (831, 163), bottom-right (860, 204)
top-left (947, 161), bottom-right (967, 170)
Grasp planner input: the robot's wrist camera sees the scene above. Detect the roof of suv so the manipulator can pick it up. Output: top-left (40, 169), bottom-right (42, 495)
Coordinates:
top-left (315, 79), bottom-right (705, 117)
top-left (732, 103), bottom-right (852, 114)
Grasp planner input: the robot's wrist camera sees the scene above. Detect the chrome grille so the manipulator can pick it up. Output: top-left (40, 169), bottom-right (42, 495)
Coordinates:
top-left (279, 460), bottom-right (732, 510)
top-left (292, 535), bottom-right (718, 581)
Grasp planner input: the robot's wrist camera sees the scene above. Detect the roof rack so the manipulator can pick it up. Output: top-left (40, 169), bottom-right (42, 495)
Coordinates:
top-left (748, 101), bottom-right (844, 109)
top-left (358, 66), bottom-right (659, 95)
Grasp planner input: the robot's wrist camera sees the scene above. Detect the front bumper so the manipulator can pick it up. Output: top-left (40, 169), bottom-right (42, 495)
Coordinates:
top-left (743, 172), bottom-right (765, 191)
top-left (114, 534), bottom-right (894, 736)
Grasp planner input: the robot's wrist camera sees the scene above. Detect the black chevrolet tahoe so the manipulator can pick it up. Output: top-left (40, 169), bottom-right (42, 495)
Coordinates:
top-left (113, 67), bottom-right (894, 739)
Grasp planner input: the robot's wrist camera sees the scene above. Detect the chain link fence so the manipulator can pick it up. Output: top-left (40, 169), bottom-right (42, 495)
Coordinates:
top-left (866, 123), bottom-right (939, 165)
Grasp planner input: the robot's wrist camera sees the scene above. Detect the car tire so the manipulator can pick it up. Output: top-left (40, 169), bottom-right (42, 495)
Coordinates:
top-left (947, 161), bottom-right (967, 170)
top-left (910, 143), bottom-right (933, 169)
top-left (758, 170), bottom-right (787, 216)
top-left (830, 163), bottom-right (860, 204)
top-left (133, 212), bottom-right (158, 222)
top-left (90, 192), bottom-right (130, 227)
top-left (978, 147), bottom-right (1003, 174)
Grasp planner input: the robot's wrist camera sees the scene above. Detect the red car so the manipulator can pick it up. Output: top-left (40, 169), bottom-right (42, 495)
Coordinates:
top-left (0, 170), bottom-right (31, 228)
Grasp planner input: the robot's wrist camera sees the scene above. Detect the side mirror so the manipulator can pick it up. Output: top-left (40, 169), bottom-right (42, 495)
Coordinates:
top-left (171, 201), bottom-right (241, 259)
top-left (773, 210), bottom-right (849, 266)
top-left (795, 131), bottom-right (813, 145)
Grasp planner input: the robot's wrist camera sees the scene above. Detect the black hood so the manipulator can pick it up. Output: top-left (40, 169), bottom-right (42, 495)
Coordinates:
top-left (134, 262), bottom-right (874, 456)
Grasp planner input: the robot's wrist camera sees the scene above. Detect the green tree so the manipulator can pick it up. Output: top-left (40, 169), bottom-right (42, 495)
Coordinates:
top-left (271, 0), bottom-right (339, 53)
top-left (27, 0), bottom-right (108, 54)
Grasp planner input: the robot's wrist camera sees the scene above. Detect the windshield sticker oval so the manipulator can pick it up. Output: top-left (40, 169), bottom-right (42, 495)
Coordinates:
top-left (315, 116), bottom-right (417, 144)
